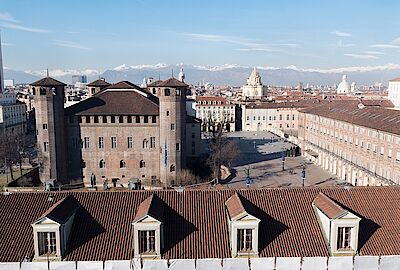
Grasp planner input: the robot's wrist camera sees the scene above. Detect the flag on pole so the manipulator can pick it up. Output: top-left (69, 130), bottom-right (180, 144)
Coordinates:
top-left (164, 141), bottom-right (168, 167)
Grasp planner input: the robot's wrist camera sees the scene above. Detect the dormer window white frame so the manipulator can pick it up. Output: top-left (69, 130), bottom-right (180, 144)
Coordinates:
top-left (32, 219), bottom-right (62, 260)
top-left (132, 195), bottom-right (164, 259)
top-left (133, 217), bottom-right (163, 258)
top-left (313, 193), bottom-right (361, 256)
top-left (31, 196), bottom-right (78, 261)
top-left (225, 193), bottom-right (260, 257)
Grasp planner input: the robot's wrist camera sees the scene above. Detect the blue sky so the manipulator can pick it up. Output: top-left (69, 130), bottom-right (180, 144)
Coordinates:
top-left (0, 0), bottom-right (399, 71)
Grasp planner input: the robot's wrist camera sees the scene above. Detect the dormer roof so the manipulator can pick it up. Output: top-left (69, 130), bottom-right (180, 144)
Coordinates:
top-left (226, 193), bottom-right (257, 220)
top-left (313, 192), bottom-right (347, 219)
top-left (35, 195), bottom-right (79, 224)
top-left (133, 194), bottom-right (164, 223)
top-left (31, 77), bottom-right (66, 87)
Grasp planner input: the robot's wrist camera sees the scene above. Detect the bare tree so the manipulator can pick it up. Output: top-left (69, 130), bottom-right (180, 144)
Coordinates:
top-left (206, 114), bottom-right (240, 182)
top-left (0, 132), bottom-right (29, 181)
top-left (176, 169), bottom-right (202, 186)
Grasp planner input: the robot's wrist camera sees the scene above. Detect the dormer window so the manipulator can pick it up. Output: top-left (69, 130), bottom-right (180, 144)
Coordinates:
top-left (31, 195), bottom-right (78, 261)
top-left (313, 192), bottom-right (361, 256)
top-left (38, 232), bottom-right (57, 256)
top-left (225, 193), bottom-right (260, 257)
top-left (132, 195), bottom-right (164, 259)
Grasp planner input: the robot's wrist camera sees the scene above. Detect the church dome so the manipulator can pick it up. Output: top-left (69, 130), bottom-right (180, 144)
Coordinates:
top-left (337, 75), bottom-right (350, 94)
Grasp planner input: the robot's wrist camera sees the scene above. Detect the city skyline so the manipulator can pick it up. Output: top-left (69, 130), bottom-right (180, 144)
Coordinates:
top-left (0, 0), bottom-right (400, 71)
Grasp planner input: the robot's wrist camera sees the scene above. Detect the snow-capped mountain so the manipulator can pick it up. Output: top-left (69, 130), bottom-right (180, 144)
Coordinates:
top-left (4, 63), bottom-right (400, 86)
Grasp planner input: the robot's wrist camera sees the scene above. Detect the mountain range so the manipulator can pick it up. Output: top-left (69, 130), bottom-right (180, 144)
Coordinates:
top-left (4, 63), bottom-right (400, 87)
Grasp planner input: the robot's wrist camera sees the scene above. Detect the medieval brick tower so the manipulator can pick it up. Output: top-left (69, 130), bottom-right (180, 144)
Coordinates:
top-left (153, 78), bottom-right (187, 185)
top-left (30, 77), bottom-right (69, 184)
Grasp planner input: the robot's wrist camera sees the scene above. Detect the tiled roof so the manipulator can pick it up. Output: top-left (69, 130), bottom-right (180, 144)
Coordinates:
top-left (225, 193), bottom-right (256, 220)
top-left (65, 89), bottom-right (159, 116)
top-left (2, 187), bottom-right (400, 262)
top-left (147, 80), bottom-right (164, 87)
top-left (38, 195), bottom-right (79, 224)
top-left (133, 194), bottom-right (164, 222)
top-left (86, 79), bottom-right (111, 88)
top-left (300, 100), bottom-right (400, 136)
top-left (31, 77), bottom-right (66, 87)
top-left (389, 77), bottom-right (400, 82)
top-left (245, 100), bottom-right (325, 109)
top-left (157, 78), bottom-right (188, 88)
top-left (313, 193), bottom-right (346, 219)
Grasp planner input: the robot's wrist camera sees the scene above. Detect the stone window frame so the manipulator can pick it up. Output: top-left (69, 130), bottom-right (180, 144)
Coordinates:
top-left (132, 216), bottom-right (163, 258)
top-left (32, 220), bottom-right (62, 260)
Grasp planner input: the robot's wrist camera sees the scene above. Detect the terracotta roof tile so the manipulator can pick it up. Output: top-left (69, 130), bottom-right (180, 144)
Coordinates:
top-left (133, 194), bottom-right (164, 222)
top-left (31, 77), bottom-right (66, 87)
top-left (39, 195), bottom-right (79, 224)
top-left (313, 192), bottom-right (346, 219)
top-left (65, 89), bottom-right (159, 116)
top-left (86, 79), bottom-right (111, 88)
top-left (157, 78), bottom-right (188, 88)
top-left (1, 187), bottom-right (400, 261)
top-left (300, 100), bottom-right (400, 136)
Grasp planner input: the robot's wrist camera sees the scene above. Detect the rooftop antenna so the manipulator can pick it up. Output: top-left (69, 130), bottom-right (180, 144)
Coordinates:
top-left (171, 69), bottom-right (174, 78)
top-left (46, 68), bottom-right (49, 77)
top-left (158, 74), bottom-right (160, 80)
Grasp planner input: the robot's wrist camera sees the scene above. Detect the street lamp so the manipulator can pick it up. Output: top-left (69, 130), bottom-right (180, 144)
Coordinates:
top-left (281, 151), bottom-right (286, 171)
top-left (301, 166), bottom-right (306, 187)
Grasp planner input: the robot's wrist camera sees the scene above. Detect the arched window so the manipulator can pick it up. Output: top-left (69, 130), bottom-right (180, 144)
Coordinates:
top-left (32, 87), bottom-right (36, 95)
top-left (140, 160), bottom-right (145, 168)
top-left (99, 159), bottom-right (105, 168)
top-left (120, 160), bottom-right (126, 168)
top-left (143, 139), bottom-right (149, 149)
top-left (170, 164), bottom-right (175, 172)
top-left (164, 88), bottom-right (170, 96)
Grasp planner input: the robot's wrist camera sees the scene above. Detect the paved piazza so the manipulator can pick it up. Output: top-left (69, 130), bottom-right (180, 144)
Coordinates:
top-left (223, 131), bottom-right (346, 188)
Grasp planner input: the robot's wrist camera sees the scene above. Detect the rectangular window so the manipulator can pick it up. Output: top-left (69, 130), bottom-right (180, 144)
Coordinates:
top-left (167, 111), bottom-right (170, 116)
top-left (111, 116), bottom-right (115, 123)
top-left (86, 116), bottom-right (90, 123)
top-left (38, 232), bottom-right (57, 256)
top-left (98, 137), bottom-right (104, 149)
top-left (84, 137), bottom-right (90, 149)
top-left (94, 116), bottom-right (99, 123)
top-left (43, 142), bottom-right (49, 152)
top-left (43, 123), bottom-right (48, 130)
top-left (171, 123), bottom-right (175, 130)
top-left (237, 229), bottom-right (252, 252)
top-left (127, 116), bottom-right (132, 123)
top-left (138, 230), bottom-right (156, 254)
top-left (150, 137), bottom-right (156, 148)
top-left (119, 116), bottom-right (124, 123)
top-left (127, 137), bottom-right (133, 149)
top-left (136, 116), bottom-right (141, 123)
top-left (152, 116), bottom-right (157, 123)
top-left (111, 137), bottom-right (117, 149)
top-left (337, 227), bottom-right (352, 250)
top-left (144, 116), bottom-right (149, 123)
top-left (176, 143), bottom-right (180, 151)
top-left (102, 116), bottom-right (107, 123)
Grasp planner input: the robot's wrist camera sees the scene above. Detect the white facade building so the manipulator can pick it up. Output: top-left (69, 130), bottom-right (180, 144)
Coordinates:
top-left (388, 77), bottom-right (400, 108)
top-left (0, 92), bottom-right (27, 134)
top-left (241, 68), bottom-right (267, 99)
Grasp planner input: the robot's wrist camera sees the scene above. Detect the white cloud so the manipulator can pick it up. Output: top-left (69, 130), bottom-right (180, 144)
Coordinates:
top-left (363, 51), bottom-right (385, 55)
top-left (53, 40), bottom-right (90, 50)
top-left (344, 53), bottom-right (378, 59)
top-left (0, 12), bottom-right (19, 23)
top-left (370, 44), bottom-right (400, 49)
top-left (183, 32), bottom-right (299, 52)
top-left (1, 23), bottom-right (50, 33)
top-left (391, 37), bottom-right (400, 45)
top-left (332, 30), bottom-right (352, 37)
